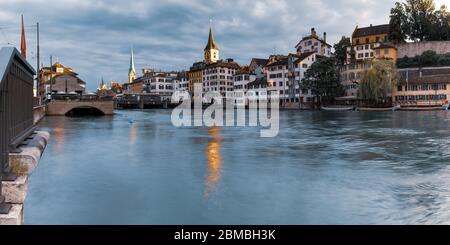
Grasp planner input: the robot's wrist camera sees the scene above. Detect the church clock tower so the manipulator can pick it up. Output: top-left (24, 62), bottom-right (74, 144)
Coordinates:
top-left (204, 27), bottom-right (219, 64)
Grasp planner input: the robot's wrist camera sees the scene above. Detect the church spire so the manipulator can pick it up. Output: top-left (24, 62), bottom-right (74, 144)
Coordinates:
top-left (129, 46), bottom-right (136, 73)
top-left (204, 24), bottom-right (219, 64)
top-left (128, 46), bottom-right (136, 83)
top-left (204, 27), bottom-right (218, 51)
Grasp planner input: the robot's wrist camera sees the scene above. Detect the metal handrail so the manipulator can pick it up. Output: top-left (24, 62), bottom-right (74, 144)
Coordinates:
top-left (0, 47), bottom-right (36, 214)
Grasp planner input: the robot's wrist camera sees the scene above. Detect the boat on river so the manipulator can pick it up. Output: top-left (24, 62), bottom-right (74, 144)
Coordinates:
top-left (356, 105), bottom-right (401, 112)
top-left (321, 106), bottom-right (355, 111)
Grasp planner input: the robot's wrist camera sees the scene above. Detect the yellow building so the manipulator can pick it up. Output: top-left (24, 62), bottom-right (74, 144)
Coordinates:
top-left (393, 67), bottom-right (450, 108)
top-left (347, 24), bottom-right (390, 63)
top-left (188, 62), bottom-right (205, 95)
top-left (373, 44), bottom-right (398, 64)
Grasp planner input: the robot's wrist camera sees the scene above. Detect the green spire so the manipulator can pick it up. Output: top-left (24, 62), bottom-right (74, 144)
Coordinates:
top-left (204, 27), bottom-right (218, 51)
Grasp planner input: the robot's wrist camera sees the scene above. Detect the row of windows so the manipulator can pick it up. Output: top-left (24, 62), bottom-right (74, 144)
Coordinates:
top-left (355, 36), bottom-right (387, 45)
top-left (150, 85), bottom-right (173, 90)
top-left (356, 44), bottom-right (376, 51)
top-left (397, 84), bottom-right (447, 91)
top-left (205, 81), bottom-right (234, 86)
top-left (203, 69), bottom-right (236, 75)
top-left (357, 52), bottom-right (374, 58)
top-left (203, 87), bottom-right (234, 92)
top-left (204, 75), bottom-right (233, 80)
top-left (395, 95), bottom-right (447, 101)
top-left (234, 75), bottom-right (251, 81)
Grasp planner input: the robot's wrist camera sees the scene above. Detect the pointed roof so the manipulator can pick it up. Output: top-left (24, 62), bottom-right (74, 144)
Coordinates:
top-left (204, 27), bottom-right (218, 51)
top-left (129, 47), bottom-right (136, 73)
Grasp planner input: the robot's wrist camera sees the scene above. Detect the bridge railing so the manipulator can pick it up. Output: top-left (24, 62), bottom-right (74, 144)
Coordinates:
top-left (0, 47), bottom-right (36, 214)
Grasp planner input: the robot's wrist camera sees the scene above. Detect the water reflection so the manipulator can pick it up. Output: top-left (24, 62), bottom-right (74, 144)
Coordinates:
top-left (129, 123), bottom-right (137, 146)
top-left (204, 127), bottom-right (222, 199)
top-left (52, 127), bottom-right (65, 154)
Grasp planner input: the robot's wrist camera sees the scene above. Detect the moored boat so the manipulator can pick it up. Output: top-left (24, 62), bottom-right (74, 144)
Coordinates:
top-left (321, 106), bottom-right (355, 111)
top-left (357, 105), bottom-right (400, 112)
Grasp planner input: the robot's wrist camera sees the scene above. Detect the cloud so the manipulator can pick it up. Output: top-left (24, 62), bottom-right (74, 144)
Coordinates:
top-left (0, 0), bottom-right (409, 91)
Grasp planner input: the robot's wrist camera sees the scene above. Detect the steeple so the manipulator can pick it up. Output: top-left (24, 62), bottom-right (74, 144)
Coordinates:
top-left (204, 27), bottom-right (218, 51)
top-left (128, 46), bottom-right (136, 83)
top-left (204, 26), bottom-right (219, 64)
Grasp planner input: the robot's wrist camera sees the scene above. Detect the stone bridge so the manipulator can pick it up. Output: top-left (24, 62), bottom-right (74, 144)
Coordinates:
top-left (46, 100), bottom-right (114, 116)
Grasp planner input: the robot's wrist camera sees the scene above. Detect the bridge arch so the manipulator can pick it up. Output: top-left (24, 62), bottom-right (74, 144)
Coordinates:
top-left (65, 106), bottom-right (105, 117)
top-left (47, 100), bottom-right (114, 116)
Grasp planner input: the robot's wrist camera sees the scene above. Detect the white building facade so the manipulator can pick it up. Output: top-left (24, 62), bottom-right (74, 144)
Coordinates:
top-left (295, 28), bottom-right (332, 57)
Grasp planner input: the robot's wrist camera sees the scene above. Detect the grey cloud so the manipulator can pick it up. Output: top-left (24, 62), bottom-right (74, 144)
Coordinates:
top-left (0, 0), bottom-right (396, 91)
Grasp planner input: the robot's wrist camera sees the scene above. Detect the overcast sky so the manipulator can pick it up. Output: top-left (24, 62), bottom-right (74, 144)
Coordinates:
top-left (0, 0), bottom-right (448, 91)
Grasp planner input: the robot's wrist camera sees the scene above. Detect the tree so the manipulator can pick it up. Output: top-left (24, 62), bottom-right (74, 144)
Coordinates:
top-left (419, 50), bottom-right (439, 66)
top-left (404, 0), bottom-right (436, 41)
top-left (432, 5), bottom-right (450, 40)
top-left (333, 36), bottom-right (351, 66)
top-left (389, 2), bottom-right (407, 44)
top-left (358, 59), bottom-right (399, 107)
top-left (390, 0), bottom-right (450, 41)
top-left (301, 57), bottom-right (344, 106)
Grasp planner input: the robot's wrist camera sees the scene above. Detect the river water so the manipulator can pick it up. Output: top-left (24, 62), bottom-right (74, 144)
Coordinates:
top-left (25, 110), bottom-right (450, 224)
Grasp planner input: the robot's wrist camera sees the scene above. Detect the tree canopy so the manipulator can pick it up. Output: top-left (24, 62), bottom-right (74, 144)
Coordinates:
top-left (358, 59), bottom-right (399, 107)
top-left (389, 0), bottom-right (450, 42)
top-left (301, 57), bottom-right (344, 105)
top-left (333, 36), bottom-right (351, 66)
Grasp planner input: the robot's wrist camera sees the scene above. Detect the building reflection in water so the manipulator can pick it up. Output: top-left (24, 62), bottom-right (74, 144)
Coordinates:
top-left (129, 123), bottom-right (137, 146)
top-left (204, 127), bottom-right (222, 199)
top-left (52, 127), bottom-right (65, 154)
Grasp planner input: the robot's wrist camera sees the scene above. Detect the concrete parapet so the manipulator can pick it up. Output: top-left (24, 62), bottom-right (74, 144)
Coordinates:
top-left (1, 130), bottom-right (49, 225)
top-left (0, 205), bottom-right (23, 225)
top-left (9, 131), bottom-right (49, 175)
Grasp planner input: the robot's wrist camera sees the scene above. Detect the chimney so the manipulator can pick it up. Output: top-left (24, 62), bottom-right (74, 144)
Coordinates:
top-left (323, 32), bottom-right (327, 43)
top-left (311, 28), bottom-right (316, 37)
top-left (370, 24), bottom-right (373, 27)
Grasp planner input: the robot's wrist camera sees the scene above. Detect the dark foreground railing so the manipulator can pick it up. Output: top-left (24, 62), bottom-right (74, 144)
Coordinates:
top-left (0, 47), bottom-right (36, 214)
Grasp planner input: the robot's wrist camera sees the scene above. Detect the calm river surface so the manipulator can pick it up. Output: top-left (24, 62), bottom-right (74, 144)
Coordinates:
top-left (25, 110), bottom-right (450, 224)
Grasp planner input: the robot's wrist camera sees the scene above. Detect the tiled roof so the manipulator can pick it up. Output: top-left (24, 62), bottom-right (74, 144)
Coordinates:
top-left (265, 58), bottom-right (288, 67)
top-left (294, 52), bottom-right (315, 63)
top-left (353, 24), bottom-right (390, 38)
top-left (251, 58), bottom-right (269, 67)
top-left (399, 67), bottom-right (450, 84)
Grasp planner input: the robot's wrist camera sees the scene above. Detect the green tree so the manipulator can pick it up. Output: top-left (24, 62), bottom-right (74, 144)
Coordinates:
top-left (389, 2), bottom-right (407, 43)
top-left (333, 36), bottom-right (351, 66)
top-left (358, 59), bottom-right (399, 107)
top-left (432, 5), bottom-right (450, 40)
top-left (391, 0), bottom-right (450, 41)
top-left (403, 0), bottom-right (436, 41)
top-left (419, 50), bottom-right (439, 66)
top-left (301, 57), bottom-right (344, 106)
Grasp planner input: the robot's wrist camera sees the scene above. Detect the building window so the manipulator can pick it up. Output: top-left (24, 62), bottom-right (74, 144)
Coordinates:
top-left (397, 86), bottom-right (402, 91)
top-left (365, 38), bottom-right (370, 43)
top-left (365, 44), bottom-right (369, 50)
top-left (384, 49), bottom-right (389, 55)
top-left (376, 49), bottom-right (381, 55)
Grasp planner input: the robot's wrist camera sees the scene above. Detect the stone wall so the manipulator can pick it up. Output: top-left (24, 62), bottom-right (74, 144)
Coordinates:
top-left (0, 131), bottom-right (50, 225)
top-left (397, 41), bottom-right (450, 58)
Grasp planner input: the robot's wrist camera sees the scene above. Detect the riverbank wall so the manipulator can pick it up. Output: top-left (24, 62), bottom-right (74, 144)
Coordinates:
top-left (0, 131), bottom-right (50, 225)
